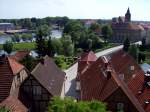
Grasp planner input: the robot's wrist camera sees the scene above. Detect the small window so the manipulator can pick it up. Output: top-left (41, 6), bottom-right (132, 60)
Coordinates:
top-left (117, 103), bottom-right (124, 111)
top-left (33, 86), bottom-right (42, 95)
top-left (76, 81), bottom-right (81, 91)
top-left (130, 66), bottom-right (135, 71)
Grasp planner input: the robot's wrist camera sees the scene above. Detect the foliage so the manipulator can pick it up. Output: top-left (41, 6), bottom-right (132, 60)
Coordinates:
top-left (89, 23), bottom-right (101, 33)
top-left (123, 38), bottom-right (130, 52)
top-left (129, 45), bottom-right (139, 60)
top-left (46, 36), bottom-right (55, 57)
top-left (20, 55), bottom-right (36, 71)
top-left (61, 35), bottom-right (74, 56)
top-left (0, 107), bottom-right (10, 112)
top-left (12, 34), bottom-right (21, 43)
top-left (21, 33), bottom-right (32, 42)
top-left (101, 25), bottom-right (113, 42)
top-left (51, 38), bottom-right (63, 55)
top-left (48, 97), bottom-right (107, 112)
top-left (3, 41), bottom-right (13, 54)
top-left (35, 25), bottom-right (50, 57)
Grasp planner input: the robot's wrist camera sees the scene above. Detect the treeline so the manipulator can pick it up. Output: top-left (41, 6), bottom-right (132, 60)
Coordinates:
top-left (0, 16), bottom-right (69, 30)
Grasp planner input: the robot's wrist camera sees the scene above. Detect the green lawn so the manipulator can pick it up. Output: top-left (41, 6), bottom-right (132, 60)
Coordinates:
top-left (0, 42), bottom-right (36, 50)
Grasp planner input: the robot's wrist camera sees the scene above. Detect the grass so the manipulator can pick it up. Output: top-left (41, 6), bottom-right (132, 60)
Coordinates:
top-left (0, 42), bottom-right (36, 50)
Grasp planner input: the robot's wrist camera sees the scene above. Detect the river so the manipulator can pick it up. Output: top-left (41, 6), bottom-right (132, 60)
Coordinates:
top-left (0, 30), bottom-right (62, 44)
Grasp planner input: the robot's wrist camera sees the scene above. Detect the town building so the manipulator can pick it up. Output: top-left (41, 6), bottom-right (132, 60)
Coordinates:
top-left (77, 50), bottom-right (150, 112)
top-left (19, 55), bottom-right (66, 112)
top-left (0, 23), bottom-right (14, 31)
top-left (111, 8), bottom-right (146, 43)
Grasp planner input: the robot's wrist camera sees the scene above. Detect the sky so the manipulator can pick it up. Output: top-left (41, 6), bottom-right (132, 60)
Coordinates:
top-left (0, 0), bottom-right (150, 21)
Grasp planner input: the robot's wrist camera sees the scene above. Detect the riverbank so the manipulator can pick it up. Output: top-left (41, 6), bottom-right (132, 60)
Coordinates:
top-left (0, 42), bottom-right (35, 50)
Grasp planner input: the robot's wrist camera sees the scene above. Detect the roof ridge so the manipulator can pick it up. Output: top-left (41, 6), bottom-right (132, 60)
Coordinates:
top-left (111, 69), bottom-right (145, 112)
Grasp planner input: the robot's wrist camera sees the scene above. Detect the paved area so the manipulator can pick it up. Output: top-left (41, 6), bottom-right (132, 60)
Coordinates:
top-left (64, 45), bottom-right (123, 98)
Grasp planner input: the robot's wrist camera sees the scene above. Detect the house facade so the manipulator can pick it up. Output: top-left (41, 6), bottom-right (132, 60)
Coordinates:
top-left (20, 55), bottom-right (66, 112)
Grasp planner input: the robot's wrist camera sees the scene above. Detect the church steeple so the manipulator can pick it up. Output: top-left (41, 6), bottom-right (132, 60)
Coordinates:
top-left (125, 7), bottom-right (131, 22)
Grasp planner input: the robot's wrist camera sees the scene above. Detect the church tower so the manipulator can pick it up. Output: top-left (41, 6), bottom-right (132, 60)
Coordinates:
top-left (125, 7), bottom-right (131, 22)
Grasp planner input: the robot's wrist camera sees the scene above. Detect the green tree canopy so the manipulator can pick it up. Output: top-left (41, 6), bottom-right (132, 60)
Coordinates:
top-left (101, 25), bottom-right (113, 43)
top-left (129, 45), bottom-right (139, 60)
top-left (48, 97), bottom-right (107, 112)
top-left (3, 41), bottom-right (13, 54)
top-left (123, 38), bottom-right (130, 52)
top-left (61, 35), bottom-right (74, 56)
top-left (35, 25), bottom-right (51, 57)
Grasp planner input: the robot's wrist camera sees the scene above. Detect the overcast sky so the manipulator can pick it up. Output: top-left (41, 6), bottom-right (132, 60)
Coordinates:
top-left (0, 0), bottom-right (150, 21)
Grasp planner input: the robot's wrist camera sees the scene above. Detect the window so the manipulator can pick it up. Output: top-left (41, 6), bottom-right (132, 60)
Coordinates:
top-left (117, 103), bottom-right (124, 111)
top-left (33, 86), bottom-right (42, 95)
top-left (130, 66), bottom-right (135, 71)
top-left (76, 81), bottom-right (81, 91)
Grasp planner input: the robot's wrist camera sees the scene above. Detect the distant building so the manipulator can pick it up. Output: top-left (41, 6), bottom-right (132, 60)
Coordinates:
top-left (111, 8), bottom-right (146, 43)
top-left (140, 24), bottom-right (150, 45)
top-left (19, 56), bottom-right (66, 112)
top-left (0, 23), bottom-right (14, 31)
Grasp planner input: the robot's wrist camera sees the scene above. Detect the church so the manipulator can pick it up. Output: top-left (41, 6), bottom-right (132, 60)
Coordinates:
top-left (111, 8), bottom-right (145, 43)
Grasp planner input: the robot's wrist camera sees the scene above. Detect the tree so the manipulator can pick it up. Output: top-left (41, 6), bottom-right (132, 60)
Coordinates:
top-left (61, 35), bottom-right (74, 56)
top-left (46, 36), bottom-right (55, 57)
top-left (123, 38), bottom-right (130, 52)
top-left (101, 25), bottom-right (113, 43)
top-left (51, 38), bottom-right (63, 55)
top-left (48, 96), bottom-right (107, 112)
top-left (139, 38), bottom-right (146, 51)
top-left (20, 55), bottom-right (35, 71)
top-left (129, 45), bottom-right (139, 60)
top-left (35, 25), bottom-right (51, 57)
top-left (89, 23), bottom-right (101, 33)
top-left (12, 34), bottom-right (21, 43)
top-left (3, 41), bottom-right (13, 55)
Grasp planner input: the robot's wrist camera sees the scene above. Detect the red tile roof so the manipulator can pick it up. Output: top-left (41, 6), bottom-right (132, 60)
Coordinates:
top-left (0, 96), bottom-right (28, 112)
top-left (79, 50), bottom-right (146, 112)
top-left (128, 70), bottom-right (150, 112)
top-left (110, 50), bottom-right (141, 83)
top-left (8, 57), bottom-right (24, 75)
top-left (0, 56), bottom-right (14, 102)
top-left (10, 50), bottom-right (30, 61)
top-left (0, 56), bottom-right (24, 102)
top-left (77, 51), bottom-right (97, 80)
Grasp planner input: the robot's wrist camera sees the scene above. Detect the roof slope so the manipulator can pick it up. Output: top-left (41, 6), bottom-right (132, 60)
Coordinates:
top-left (77, 51), bottom-right (97, 80)
top-left (0, 57), bottom-right (13, 102)
top-left (31, 55), bottom-right (65, 96)
top-left (110, 50), bottom-right (141, 83)
top-left (0, 96), bottom-right (28, 112)
top-left (80, 55), bottom-right (145, 112)
top-left (10, 50), bottom-right (30, 61)
top-left (0, 56), bottom-right (25, 102)
top-left (128, 70), bottom-right (150, 112)
top-left (8, 57), bottom-right (24, 75)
